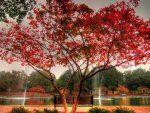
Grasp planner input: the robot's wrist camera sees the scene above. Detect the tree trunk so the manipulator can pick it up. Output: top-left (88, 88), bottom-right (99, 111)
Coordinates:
top-left (71, 95), bottom-right (79, 113)
top-left (61, 94), bottom-right (69, 113)
top-left (71, 81), bottom-right (83, 113)
top-left (51, 81), bottom-right (69, 113)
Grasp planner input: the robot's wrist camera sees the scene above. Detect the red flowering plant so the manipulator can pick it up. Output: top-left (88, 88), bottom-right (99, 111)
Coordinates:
top-left (0, 0), bottom-right (149, 113)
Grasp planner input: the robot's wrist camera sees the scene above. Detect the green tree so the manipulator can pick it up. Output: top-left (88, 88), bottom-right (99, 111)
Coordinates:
top-left (139, 70), bottom-right (150, 88)
top-left (0, 0), bottom-right (36, 23)
top-left (57, 68), bottom-right (124, 95)
top-left (28, 71), bottom-right (52, 93)
top-left (101, 68), bottom-right (124, 94)
top-left (0, 71), bottom-right (9, 91)
top-left (82, 76), bottom-right (94, 94)
top-left (124, 68), bottom-right (150, 93)
top-left (0, 70), bottom-right (27, 92)
top-left (57, 70), bottom-right (75, 94)
top-left (57, 70), bottom-right (94, 94)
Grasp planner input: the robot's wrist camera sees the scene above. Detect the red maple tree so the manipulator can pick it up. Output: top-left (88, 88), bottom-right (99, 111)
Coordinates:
top-left (28, 86), bottom-right (45, 93)
top-left (117, 84), bottom-right (129, 94)
top-left (0, 0), bottom-right (149, 113)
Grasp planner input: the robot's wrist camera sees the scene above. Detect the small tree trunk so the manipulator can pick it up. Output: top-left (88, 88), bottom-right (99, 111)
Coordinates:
top-left (61, 94), bottom-right (69, 113)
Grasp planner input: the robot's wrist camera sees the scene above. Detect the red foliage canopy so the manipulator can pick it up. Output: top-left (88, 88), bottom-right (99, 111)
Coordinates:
top-left (0, 0), bottom-right (149, 75)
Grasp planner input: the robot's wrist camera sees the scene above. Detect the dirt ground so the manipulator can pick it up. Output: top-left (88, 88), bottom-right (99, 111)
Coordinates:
top-left (0, 105), bottom-right (150, 113)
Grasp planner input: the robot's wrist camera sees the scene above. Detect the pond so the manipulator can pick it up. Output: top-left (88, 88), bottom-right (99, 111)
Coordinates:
top-left (0, 96), bottom-right (149, 106)
top-left (93, 96), bottom-right (150, 106)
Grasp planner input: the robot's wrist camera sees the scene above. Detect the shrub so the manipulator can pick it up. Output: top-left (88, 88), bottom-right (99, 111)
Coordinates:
top-left (34, 110), bottom-right (43, 113)
top-left (11, 107), bottom-right (31, 113)
top-left (112, 107), bottom-right (135, 113)
top-left (43, 109), bottom-right (58, 113)
top-left (87, 107), bottom-right (111, 113)
top-left (34, 109), bottom-right (58, 113)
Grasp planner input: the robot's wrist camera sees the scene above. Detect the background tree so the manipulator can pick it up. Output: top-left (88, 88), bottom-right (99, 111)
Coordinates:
top-left (57, 70), bottom-right (94, 94)
top-left (82, 75), bottom-right (94, 94)
top-left (140, 71), bottom-right (150, 88)
top-left (0, 0), bottom-right (149, 113)
top-left (0, 71), bottom-right (9, 91)
top-left (124, 68), bottom-right (150, 93)
top-left (57, 70), bottom-right (75, 94)
top-left (100, 67), bottom-right (124, 94)
top-left (28, 71), bottom-right (52, 93)
top-left (0, 0), bottom-right (36, 23)
top-left (0, 70), bottom-right (27, 92)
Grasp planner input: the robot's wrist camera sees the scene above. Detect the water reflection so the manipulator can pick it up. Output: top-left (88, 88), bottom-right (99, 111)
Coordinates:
top-left (0, 97), bottom-right (52, 105)
top-left (0, 96), bottom-right (149, 106)
top-left (129, 97), bottom-right (150, 105)
top-left (93, 96), bottom-right (150, 106)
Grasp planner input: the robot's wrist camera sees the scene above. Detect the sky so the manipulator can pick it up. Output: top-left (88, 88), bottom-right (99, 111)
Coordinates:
top-left (0, 0), bottom-right (150, 78)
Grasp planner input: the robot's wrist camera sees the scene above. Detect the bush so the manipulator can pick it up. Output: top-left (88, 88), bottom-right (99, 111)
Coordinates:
top-left (87, 107), bottom-right (111, 113)
top-left (44, 109), bottom-right (58, 113)
top-left (34, 110), bottom-right (43, 113)
top-left (34, 109), bottom-right (58, 113)
top-left (11, 107), bottom-right (31, 113)
top-left (112, 107), bottom-right (135, 113)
